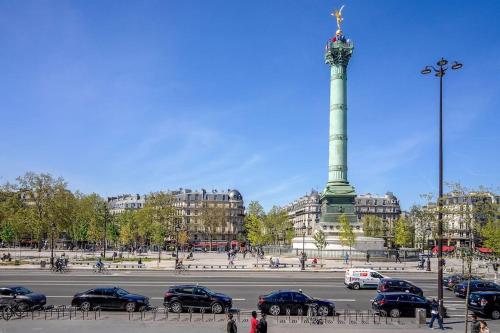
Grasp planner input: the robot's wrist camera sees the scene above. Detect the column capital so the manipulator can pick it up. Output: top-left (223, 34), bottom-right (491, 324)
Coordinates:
top-left (325, 40), bottom-right (354, 67)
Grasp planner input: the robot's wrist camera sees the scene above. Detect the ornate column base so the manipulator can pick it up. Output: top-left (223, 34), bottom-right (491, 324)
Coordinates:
top-left (318, 182), bottom-right (360, 235)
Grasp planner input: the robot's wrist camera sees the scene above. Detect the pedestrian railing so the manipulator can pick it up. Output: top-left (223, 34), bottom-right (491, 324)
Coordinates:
top-left (2, 304), bottom-right (424, 327)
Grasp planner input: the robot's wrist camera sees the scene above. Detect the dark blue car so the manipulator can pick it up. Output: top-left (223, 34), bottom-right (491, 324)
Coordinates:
top-left (258, 290), bottom-right (335, 316)
top-left (0, 286), bottom-right (46, 310)
top-left (454, 280), bottom-right (500, 298)
top-left (71, 287), bottom-right (149, 312)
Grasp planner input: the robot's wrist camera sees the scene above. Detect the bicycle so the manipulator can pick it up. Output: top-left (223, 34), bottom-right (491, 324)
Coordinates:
top-left (92, 264), bottom-right (109, 274)
top-left (175, 264), bottom-right (186, 274)
top-left (0, 301), bottom-right (25, 321)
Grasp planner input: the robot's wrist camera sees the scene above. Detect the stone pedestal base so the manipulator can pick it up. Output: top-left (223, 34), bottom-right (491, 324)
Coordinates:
top-left (292, 235), bottom-right (385, 251)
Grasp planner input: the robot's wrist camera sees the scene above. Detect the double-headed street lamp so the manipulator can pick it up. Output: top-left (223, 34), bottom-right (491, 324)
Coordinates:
top-left (175, 219), bottom-right (181, 268)
top-left (421, 57), bottom-right (463, 315)
top-left (50, 222), bottom-right (56, 268)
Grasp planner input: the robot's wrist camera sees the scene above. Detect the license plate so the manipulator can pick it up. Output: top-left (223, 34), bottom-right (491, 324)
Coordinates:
top-left (470, 302), bottom-right (477, 305)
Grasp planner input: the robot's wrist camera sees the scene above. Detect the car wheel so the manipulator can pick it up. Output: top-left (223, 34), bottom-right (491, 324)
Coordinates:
top-left (211, 302), bottom-right (223, 314)
top-left (379, 310), bottom-right (387, 317)
top-left (269, 305), bottom-right (280, 316)
top-left (389, 308), bottom-right (400, 318)
top-left (125, 302), bottom-right (136, 312)
top-left (352, 283), bottom-right (360, 290)
top-left (491, 310), bottom-right (500, 320)
top-left (318, 305), bottom-right (330, 316)
top-left (169, 301), bottom-right (182, 313)
top-left (80, 301), bottom-right (91, 311)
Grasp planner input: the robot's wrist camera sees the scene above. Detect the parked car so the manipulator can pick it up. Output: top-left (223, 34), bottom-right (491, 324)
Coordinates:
top-left (71, 287), bottom-right (149, 312)
top-left (443, 274), bottom-right (483, 290)
top-left (377, 279), bottom-right (423, 296)
top-left (454, 280), bottom-right (500, 298)
top-left (257, 290), bottom-right (335, 316)
top-left (0, 286), bottom-right (46, 310)
top-left (468, 291), bottom-right (500, 319)
top-left (345, 268), bottom-right (387, 290)
top-left (371, 292), bottom-right (446, 318)
top-left (164, 285), bottom-right (232, 314)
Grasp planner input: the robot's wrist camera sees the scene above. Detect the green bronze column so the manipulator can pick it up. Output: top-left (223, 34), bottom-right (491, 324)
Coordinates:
top-left (318, 14), bottom-right (360, 233)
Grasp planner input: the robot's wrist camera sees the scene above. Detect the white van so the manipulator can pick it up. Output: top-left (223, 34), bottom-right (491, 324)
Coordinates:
top-left (344, 268), bottom-right (386, 290)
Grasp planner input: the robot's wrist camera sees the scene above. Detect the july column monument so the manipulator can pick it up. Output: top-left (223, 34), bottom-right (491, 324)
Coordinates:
top-left (316, 6), bottom-right (361, 234)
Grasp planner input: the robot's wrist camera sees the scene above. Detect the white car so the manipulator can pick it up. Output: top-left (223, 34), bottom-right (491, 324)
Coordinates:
top-left (344, 268), bottom-right (386, 290)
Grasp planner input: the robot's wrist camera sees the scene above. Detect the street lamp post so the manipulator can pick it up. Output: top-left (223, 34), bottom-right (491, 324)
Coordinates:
top-left (175, 220), bottom-right (181, 269)
top-left (421, 57), bottom-right (463, 316)
top-left (301, 224), bottom-right (307, 271)
top-left (426, 227), bottom-right (432, 271)
top-left (50, 222), bottom-right (56, 268)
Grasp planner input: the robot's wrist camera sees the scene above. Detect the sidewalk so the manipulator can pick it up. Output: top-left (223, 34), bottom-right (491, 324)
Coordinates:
top-left (0, 249), bottom-right (496, 276)
top-left (0, 318), bottom-right (481, 333)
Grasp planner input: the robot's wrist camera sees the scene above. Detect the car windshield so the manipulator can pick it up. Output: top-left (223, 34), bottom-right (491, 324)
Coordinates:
top-left (115, 288), bottom-right (129, 296)
top-left (202, 288), bottom-right (216, 296)
top-left (12, 287), bottom-right (32, 295)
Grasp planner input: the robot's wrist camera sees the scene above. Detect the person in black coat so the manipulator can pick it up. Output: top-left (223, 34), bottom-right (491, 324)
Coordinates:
top-left (257, 313), bottom-right (267, 333)
top-left (226, 313), bottom-right (237, 333)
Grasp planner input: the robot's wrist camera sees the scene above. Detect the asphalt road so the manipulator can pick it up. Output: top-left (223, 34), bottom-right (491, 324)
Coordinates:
top-left (0, 270), bottom-right (468, 317)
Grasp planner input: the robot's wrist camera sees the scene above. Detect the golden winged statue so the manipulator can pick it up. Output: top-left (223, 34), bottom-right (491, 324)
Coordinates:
top-left (331, 5), bottom-right (345, 35)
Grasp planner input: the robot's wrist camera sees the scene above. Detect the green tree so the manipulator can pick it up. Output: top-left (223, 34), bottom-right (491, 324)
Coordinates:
top-left (362, 215), bottom-right (384, 238)
top-left (264, 206), bottom-right (292, 245)
top-left (394, 216), bottom-right (413, 248)
top-left (244, 214), bottom-right (266, 247)
top-left (482, 220), bottom-right (500, 256)
top-left (313, 230), bottom-right (327, 264)
top-left (15, 172), bottom-right (72, 250)
top-left (339, 214), bottom-right (355, 265)
top-left (200, 203), bottom-right (227, 251)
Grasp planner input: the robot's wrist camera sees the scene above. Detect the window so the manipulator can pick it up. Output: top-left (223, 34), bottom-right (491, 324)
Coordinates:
top-left (194, 288), bottom-right (207, 296)
top-left (102, 289), bottom-right (115, 297)
top-left (0, 289), bottom-right (12, 296)
top-left (293, 293), bottom-right (311, 302)
top-left (179, 287), bottom-right (194, 295)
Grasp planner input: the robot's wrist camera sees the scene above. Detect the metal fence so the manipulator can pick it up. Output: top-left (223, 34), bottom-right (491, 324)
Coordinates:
top-left (1, 305), bottom-right (422, 328)
top-left (262, 246), bottom-right (421, 261)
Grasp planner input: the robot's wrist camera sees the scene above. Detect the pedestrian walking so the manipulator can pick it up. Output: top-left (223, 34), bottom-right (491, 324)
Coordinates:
top-left (257, 313), bottom-right (267, 333)
top-left (366, 252), bottom-right (370, 263)
top-left (479, 320), bottom-right (489, 333)
top-left (470, 314), bottom-right (480, 333)
top-left (250, 311), bottom-right (258, 333)
top-left (395, 251), bottom-right (401, 263)
top-left (344, 253), bottom-right (349, 265)
top-left (227, 313), bottom-right (237, 333)
top-left (428, 299), bottom-right (444, 330)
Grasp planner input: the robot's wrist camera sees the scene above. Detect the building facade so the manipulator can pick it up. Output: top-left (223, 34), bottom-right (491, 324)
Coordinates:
top-left (107, 194), bottom-right (146, 214)
top-left (283, 190), bottom-right (321, 236)
top-left (107, 189), bottom-right (245, 242)
top-left (170, 188), bottom-right (245, 242)
top-left (415, 191), bottom-right (499, 249)
top-left (355, 192), bottom-right (401, 224)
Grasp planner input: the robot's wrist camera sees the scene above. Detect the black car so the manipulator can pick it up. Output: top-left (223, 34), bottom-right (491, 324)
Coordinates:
top-left (443, 274), bottom-right (482, 290)
top-left (164, 285), bottom-right (232, 314)
top-left (468, 291), bottom-right (500, 319)
top-left (454, 280), bottom-right (500, 298)
top-left (372, 292), bottom-right (446, 318)
top-left (71, 287), bottom-right (149, 312)
top-left (377, 279), bottom-right (423, 296)
top-left (257, 290), bottom-right (335, 316)
top-left (0, 286), bottom-right (46, 310)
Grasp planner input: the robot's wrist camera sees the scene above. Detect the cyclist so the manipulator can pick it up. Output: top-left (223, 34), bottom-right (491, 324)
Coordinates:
top-left (95, 257), bottom-right (104, 272)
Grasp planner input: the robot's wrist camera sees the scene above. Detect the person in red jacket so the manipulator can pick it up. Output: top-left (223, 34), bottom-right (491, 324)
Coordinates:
top-left (250, 311), bottom-right (258, 333)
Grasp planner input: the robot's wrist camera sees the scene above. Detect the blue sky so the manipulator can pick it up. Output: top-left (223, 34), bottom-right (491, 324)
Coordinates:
top-left (0, 0), bottom-right (499, 211)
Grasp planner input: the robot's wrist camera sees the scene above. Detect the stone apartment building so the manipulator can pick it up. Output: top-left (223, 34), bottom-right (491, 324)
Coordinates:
top-left (284, 191), bottom-right (401, 238)
top-left (282, 190), bottom-right (321, 236)
top-left (415, 191), bottom-right (499, 249)
top-left (107, 189), bottom-right (245, 242)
